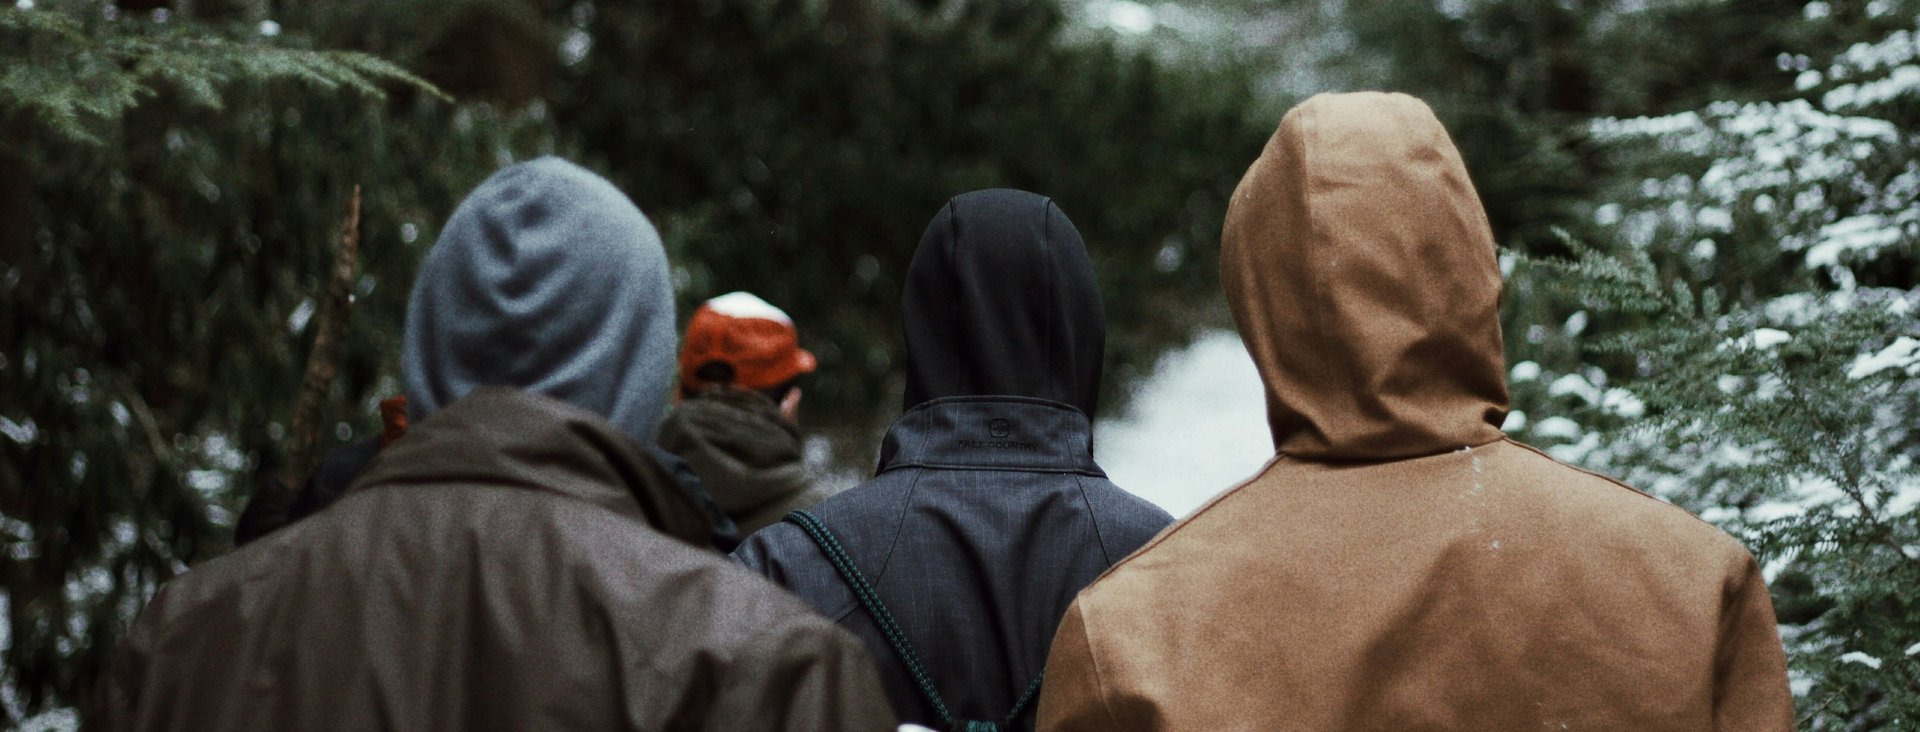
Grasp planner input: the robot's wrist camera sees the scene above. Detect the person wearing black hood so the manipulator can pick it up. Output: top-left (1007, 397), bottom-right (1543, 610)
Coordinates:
top-left (733, 189), bottom-right (1173, 732)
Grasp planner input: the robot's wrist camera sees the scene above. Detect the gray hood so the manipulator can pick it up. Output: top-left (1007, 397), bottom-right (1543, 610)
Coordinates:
top-left (404, 157), bottom-right (677, 444)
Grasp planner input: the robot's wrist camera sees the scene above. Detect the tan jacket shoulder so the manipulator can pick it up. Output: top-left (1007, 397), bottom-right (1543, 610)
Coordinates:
top-left (1040, 440), bottom-right (1791, 731)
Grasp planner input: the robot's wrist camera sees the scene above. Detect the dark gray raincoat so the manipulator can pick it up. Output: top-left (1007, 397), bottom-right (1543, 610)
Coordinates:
top-left (732, 189), bottom-right (1173, 731)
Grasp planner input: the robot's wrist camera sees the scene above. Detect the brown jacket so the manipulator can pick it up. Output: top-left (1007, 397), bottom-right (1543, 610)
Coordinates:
top-left (1037, 93), bottom-right (1793, 731)
top-left (91, 387), bottom-right (895, 732)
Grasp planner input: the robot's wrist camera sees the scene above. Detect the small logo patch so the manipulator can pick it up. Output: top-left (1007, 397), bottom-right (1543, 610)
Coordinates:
top-left (988, 418), bottom-right (1012, 438)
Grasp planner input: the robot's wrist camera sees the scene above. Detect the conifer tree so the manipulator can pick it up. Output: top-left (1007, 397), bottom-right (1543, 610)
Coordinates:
top-left (1509, 3), bottom-right (1920, 725)
top-left (0, 2), bottom-right (554, 724)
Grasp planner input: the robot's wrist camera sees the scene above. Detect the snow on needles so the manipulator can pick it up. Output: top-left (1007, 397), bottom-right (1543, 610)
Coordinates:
top-left (1847, 336), bottom-right (1920, 380)
top-left (1839, 651), bottom-right (1884, 669)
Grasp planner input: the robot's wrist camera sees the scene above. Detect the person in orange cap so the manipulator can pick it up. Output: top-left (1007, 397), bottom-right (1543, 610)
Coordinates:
top-left (660, 291), bottom-right (832, 535)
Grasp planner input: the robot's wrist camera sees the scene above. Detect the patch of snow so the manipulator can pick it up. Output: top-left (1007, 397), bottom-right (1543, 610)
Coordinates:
top-left (286, 298), bottom-right (316, 334)
top-left (1747, 500), bottom-right (1810, 523)
top-left (1762, 554), bottom-right (1794, 584)
top-left (1807, 214), bottom-right (1903, 268)
top-left (1593, 203), bottom-right (1622, 226)
top-left (1725, 328), bottom-right (1793, 352)
top-left (1839, 651), bottom-right (1883, 669)
top-left (1751, 328), bottom-right (1793, 350)
top-left (1095, 329), bottom-right (1271, 517)
top-left (1695, 206), bottom-right (1734, 232)
top-left (1699, 506), bottom-right (1740, 523)
top-left (1825, 65), bottom-right (1920, 112)
top-left (1691, 239), bottom-right (1717, 260)
top-left (187, 469), bottom-right (224, 497)
top-left (560, 29), bottom-right (592, 66)
top-left (14, 708), bottom-right (77, 732)
top-left (1090, 0), bottom-right (1156, 34)
top-left (1789, 672), bottom-right (1815, 697)
top-left (1501, 410), bottom-right (1528, 432)
top-left (1887, 476), bottom-right (1920, 516)
top-left (1564, 311), bottom-right (1589, 337)
top-left (0, 415), bottom-right (36, 444)
top-left (1601, 388), bottom-right (1646, 418)
top-left (1509, 360), bottom-right (1542, 382)
top-left (1534, 416), bottom-right (1583, 439)
top-left (1548, 373), bottom-right (1601, 403)
top-left (1846, 336), bottom-right (1920, 380)
top-left (1545, 432), bottom-right (1602, 463)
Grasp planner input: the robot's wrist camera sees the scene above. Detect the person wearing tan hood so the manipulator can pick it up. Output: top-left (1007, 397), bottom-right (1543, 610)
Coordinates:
top-left (1035, 93), bottom-right (1794, 731)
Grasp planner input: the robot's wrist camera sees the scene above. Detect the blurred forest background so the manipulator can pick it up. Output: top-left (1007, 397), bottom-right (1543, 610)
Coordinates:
top-left (3, 0), bottom-right (1918, 728)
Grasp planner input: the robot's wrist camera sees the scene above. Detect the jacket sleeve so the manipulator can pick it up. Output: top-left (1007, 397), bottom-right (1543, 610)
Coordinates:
top-left (1038, 600), bottom-right (1124, 732)
top-left (729, 521), bottom-right (811, 579)
top-left (1712, 553), bottom-right (1795, 731)
top-left (706, 620), bottom-right (896, 732)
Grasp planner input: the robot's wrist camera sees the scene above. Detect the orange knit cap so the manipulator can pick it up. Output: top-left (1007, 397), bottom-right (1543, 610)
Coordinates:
top-left (678, 292), bottom-right (817, 393)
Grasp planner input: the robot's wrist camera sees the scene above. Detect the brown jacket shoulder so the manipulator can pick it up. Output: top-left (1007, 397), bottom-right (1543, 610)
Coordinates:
top-left (91, 388), bottom-right (894, 732)
top-left (1043, 440), bottom-right (1790, 731)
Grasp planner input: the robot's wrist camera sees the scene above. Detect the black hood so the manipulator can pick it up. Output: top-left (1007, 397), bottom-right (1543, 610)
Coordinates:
top-left (900, 189), bottom-right (1106, 419)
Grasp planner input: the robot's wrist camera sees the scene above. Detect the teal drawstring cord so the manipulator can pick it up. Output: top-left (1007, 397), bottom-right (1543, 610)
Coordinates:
top-left (785, 510), bottom-right (1044, 732)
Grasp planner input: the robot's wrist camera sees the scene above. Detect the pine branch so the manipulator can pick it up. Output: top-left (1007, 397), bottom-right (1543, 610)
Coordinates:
top-left (283, 184), bottom-right (360, 488)
top-left (0, 8), bottom-right (449, 147)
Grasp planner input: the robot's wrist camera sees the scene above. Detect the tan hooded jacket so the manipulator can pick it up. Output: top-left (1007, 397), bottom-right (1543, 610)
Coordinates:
top-left (1036, 93), bottom-right (1793, 731)
top-left (90, 388), bottom-right (895, 732)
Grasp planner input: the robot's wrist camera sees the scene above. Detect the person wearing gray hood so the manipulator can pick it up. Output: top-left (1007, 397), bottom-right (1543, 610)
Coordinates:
top-left (732, 189), bottom-right (1175, 732)
top-left (90, 158), bottom-right (896, 732)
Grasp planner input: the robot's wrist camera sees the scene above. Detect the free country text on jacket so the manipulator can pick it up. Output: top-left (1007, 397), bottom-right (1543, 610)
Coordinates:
top-left (733, 189), bottom-right (1174, 732)
top-left (1036, 93), bottom-right (1794, 732)
top-left (90, 158), bottom-right (895, 732)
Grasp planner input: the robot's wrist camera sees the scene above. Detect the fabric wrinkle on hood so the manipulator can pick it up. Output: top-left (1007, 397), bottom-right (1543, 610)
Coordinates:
top-left (403, 156), bottom-right (677, 445)
top-left (901, 188), bottom-right (1105, 422)
top-left (1222, 91), bottom-right (1509, 461)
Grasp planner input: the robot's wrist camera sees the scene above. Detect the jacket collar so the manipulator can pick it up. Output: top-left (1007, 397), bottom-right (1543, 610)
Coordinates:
top-left (876, 396), bottom-right (1105, 476)
top-left (352, 386), bottom-right (715, 546)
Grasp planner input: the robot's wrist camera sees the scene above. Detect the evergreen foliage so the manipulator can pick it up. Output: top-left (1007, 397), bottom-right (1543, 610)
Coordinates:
top-left (0, 2), bottom-right (555, 723)
top-left (1346, 1), bottom-right (1920, 726)
top-left (1499, 4), bottom-right (1920, 727)
top-left (1, 2), bottom-right (441, 145)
